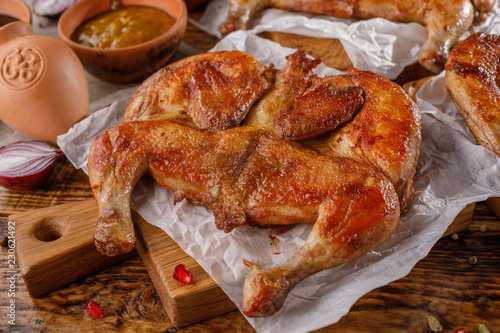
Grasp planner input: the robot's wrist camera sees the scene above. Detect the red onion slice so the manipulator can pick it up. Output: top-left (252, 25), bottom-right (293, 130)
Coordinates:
top-left (0, 141), bottom-right (65, 191)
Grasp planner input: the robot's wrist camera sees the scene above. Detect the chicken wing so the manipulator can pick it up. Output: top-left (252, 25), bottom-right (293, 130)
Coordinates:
top-left (219, 0), bottom-right (485, 73)
top-left (88, 120), bottom-right (400, 315)
top-left (445, 32), bottom-right (500, 157)
top-left (123, 51), bottom-right (275, 131)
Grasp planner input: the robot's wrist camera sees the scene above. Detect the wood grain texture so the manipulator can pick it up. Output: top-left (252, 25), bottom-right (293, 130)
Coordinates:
top-left (328, 206), bottom-right (500, 333)
top-left (1, 203), bottom-right (498, 332)
top-left (11, 199), bottom-right (136, 297)
top-left (134, 215), bottom-right (236, 327)
top-left (2, 195), bottom-right (476, 328)
top-left (442, 202), bottom-right (475, 237)
top-left (258, 31), bottom-right (353, 71)
top-left (485, 197), bottom-right (500, 219)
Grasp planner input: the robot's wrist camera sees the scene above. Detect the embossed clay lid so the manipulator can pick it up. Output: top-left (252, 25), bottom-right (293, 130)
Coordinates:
top-left (0, 21), bottom-right (89, 146)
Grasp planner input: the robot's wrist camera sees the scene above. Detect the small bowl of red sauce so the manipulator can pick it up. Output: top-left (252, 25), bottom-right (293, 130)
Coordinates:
top-left (58, 0), bottom-right (187, 83)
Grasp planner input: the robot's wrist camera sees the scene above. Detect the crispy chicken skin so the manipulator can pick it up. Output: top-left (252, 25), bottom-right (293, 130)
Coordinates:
top-left (123, 51), bottom-right (275, 131)
top-left (219, 0), bottom-right (490, 73)
top-left (88, 121), bottom-right (400, 315)
top-left (88, 50), bottom-right (421, 317)
top-left (445, 32), bottom-right (500, 158)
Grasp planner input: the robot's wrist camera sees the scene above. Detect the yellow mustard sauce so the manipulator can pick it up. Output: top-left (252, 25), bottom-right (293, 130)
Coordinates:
top-left (71, 6), bottom-right (176, 49)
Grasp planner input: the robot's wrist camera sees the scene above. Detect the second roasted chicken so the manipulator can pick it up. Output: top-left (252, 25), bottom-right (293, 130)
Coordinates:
top-left (219, 0), bottom-right (497, 73)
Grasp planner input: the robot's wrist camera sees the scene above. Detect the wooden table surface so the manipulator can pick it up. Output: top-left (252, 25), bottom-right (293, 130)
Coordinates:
top-left (1, 10), bottom-right (500, 333)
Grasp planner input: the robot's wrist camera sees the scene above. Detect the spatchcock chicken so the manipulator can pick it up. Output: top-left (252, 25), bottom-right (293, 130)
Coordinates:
top-left (445, 32), bottom-right (500, 158)
top-left (88, 50), bottom-right (422, 317)
top-left (219, 0), bottom-right (497, 74)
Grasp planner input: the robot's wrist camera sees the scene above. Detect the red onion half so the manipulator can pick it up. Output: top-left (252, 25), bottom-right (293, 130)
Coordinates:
top-left (0, 141), bottom-right (65, 191)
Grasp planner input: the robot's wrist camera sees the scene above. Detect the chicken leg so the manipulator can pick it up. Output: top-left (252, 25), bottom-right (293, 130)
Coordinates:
top-left (243, 195), bottom-right (398, 316)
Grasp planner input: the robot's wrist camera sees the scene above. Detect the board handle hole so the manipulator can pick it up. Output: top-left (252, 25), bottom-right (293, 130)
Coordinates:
top-left (33, 218), bottom-right (63, 242)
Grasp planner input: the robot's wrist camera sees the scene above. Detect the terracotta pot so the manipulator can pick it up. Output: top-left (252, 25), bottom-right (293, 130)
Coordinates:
top-left (57, 0), bottom-right (188, 84)
top-left (0, 21), bottom-right (89, 146)
top-left (0, 0), bottom-right (31, 29)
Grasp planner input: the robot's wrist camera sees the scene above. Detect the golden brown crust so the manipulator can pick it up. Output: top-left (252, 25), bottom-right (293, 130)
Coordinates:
top-left (274, 77), bottom-right (364, 140)
top-left (304, 68), bottom-right (421, 212)
top-left (123, 51), bottom-right (275, 131)
top-left (445, 32), bottom-right (500, 157)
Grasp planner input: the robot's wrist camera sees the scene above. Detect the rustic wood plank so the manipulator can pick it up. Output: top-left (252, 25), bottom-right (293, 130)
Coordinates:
top-left (4, 195), bottom-right (475, 326)
top-left (257, 31), bottom-right (433, 87)
top-left (134, 213), bottom-right (236, 327)
top-left (442, 202), bottom-right (475, 237)
top-left (258, 31), bottom-right (353, 71)
top-left (10, 199), bottom-right (136, 297)
top-left (485, 197), bottom-right (500, 219)
top-left (325, 217), bottom-right (500, 332)
top-left (0, 159), bottom-right (93, 218)
top-left (1, 203), bottom-right (497, 332)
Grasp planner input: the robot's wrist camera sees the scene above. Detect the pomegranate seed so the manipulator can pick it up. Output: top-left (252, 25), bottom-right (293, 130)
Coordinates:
top-left (454, 329), bottom-right (467, 333)
top-left (86, 300), bottom-right (103, 318)
top-left (173, 264), bottom-right (193, 285)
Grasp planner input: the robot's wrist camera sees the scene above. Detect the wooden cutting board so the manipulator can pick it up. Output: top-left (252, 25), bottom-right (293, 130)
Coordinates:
top-left (9, 198), bottom-right (475, 327)
top-left (9, 199), bottom-right (236, 327)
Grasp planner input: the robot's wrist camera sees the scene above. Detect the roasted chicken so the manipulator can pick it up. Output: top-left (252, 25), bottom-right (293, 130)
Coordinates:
top-left (445, 32), bottom-right (500, 158)
top-left (88, 50), bottom-right (422, 317)
top-left (219, 0), bottom-right (497, 73)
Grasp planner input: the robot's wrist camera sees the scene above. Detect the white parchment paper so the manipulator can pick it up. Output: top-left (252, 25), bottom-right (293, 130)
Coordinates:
top-left (58, 29), bottom-right (500, 332)
top-left (192, 0), bottom-right (500, 79)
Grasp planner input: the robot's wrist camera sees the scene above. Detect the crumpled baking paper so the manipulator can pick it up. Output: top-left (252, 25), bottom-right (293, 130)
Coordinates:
top-left (192, 0), bottom-right (500, 79)
top-left (58, 27), bottom-right (500, 332)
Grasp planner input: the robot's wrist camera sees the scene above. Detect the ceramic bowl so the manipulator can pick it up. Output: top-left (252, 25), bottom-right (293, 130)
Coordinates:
top-left (57, 0), bottom-right (187, 84)
top-left (0, 0), bottom-right (31, 29)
